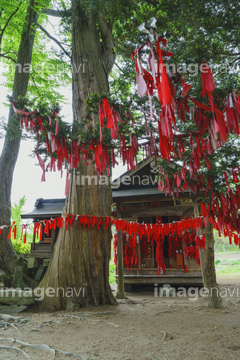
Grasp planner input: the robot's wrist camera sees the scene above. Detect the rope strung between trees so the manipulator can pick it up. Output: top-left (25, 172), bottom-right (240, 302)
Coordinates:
top-left (0, 214), bottom-right (204, 243)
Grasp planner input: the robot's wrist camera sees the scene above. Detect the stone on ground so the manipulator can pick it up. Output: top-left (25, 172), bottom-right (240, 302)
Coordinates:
top-left (12, 266), bottom-right (27, 290)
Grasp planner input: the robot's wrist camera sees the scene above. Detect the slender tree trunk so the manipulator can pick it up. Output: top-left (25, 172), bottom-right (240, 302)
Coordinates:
top-left (0, 0), bottom-right (39, 274)
top-left (39, 2), bottom-right (116, 310)
top-left (204, 219), bottom-right (223, 308)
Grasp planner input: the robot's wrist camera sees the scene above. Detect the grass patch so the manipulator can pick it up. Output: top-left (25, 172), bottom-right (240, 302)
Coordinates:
top-left (215, 257), bottom-right (240, 275)
top-left (231, 258), bottom-right (240, 265)
top-left (216, 264), bottom-right (240, 275)
top-left (215, 258), bottom-right (240, 266)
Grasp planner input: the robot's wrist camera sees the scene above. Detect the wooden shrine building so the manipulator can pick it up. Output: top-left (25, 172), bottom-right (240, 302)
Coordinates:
top-left (21, 198), bottom-right (65, 258)
top-left (112, 156), bottom-right (204, 288)
top-left (22, 157), bottom-right (204, 286)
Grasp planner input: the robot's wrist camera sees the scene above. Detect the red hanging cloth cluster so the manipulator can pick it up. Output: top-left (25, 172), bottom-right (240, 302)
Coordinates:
top-left (200, 181), bottom-right (240, 246)
top-left (12, 103), bottom-right (37, 130)
top-left (118, 132), bottom-right (139, 170)
top-left (113, 226), bottom-right (206, 275)
top-left (12, 64), bottom-right (240, 199)
top-left (12, 98), bottom-right (144, 186)
top-left (131, 37), bottom-right (191, 161)
top-left (123, 233), bottom-right (138, 270)
top-left (140, 235), bottom-right (151, 260)
top-left (155, 237), bottom-right (165, 274)
top-left (32, 214), bottom-right (112, 240)
top-left (112, 216), bottom-right (203, 240)
top-left (130, 37), bottom-right (240, 212)
top-left (113, 216), bottom-right (203, 274)
top-left (182, 231), bottom-right (206, 266)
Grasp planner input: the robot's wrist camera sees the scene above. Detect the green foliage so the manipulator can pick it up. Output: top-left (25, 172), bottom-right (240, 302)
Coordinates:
top-left (109, 262), bottom-right (116, 284)
top-left (11, 196), bottom-right (31, 254)
top-left (2, 1), bottom-right (240, 198)
top-left (11, 195), bottom-right (27, 226)
top-left (0, 0), bottom-right (71, 103)
top-left (0, 1), bottom-right (29, 61)
top-left (12, 240), bottom-right (31, 254)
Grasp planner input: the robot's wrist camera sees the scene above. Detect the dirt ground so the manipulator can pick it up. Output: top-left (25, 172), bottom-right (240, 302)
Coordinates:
top-left (215, 252), bottom-right (240, 260)
top-left (0, 274), bottom-right (240, 360)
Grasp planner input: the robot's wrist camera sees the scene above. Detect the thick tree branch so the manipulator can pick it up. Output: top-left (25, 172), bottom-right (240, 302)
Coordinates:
top-left (1, 51), bottom-right (17, 56)
top-left (222, 52), bottom-right (240, 56)
top-left (41, 8), bottom-right (70, 18)
top-left (37, 23), bottom-right (71, 59)
top-left (114, 62), bottom-right (125, 74)
top-left (0, 1), bottom-right (22, 45)
top-left (214, 57), bottom-right (240, 78)
top-left (0, 54), bottom-right (16, 63)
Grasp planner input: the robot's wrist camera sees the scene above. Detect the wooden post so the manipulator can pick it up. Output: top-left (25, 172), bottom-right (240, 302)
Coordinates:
top-left (192, 198), bottom-right (205, 283)
top-left (32, 222), bottom-right (36, 250)
top-left (116, 202), bottom-right (127, 299)
top-left (136, 236), bottom-right (142, 269)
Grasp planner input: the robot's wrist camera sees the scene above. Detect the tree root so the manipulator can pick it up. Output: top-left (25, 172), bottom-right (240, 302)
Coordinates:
top-left (0, 345), bottom-right (29, 358)
top-left (222, 310), bottom-right (237, 314)
top-left (83, 317), bottom-right (120, 327)
top-left (69, 311), bottom-right (117, 316)
top-left (154, 309), bottom-right (179, 315)
top-left (0, 314), bottom-right (28, 331)
top-left (0, 337), bottom-right (92, 359)
top-left (65, 312), bottom-right (120, 327)
top-left (0, 314), bottom-right (28, 323)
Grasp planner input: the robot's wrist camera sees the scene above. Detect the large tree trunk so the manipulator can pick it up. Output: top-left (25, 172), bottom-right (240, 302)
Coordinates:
top-left (39, 3), bottom-right (116, 310)
top-left (204, 219), bottom-right (223, 309)
top-left (0, 1), bottom-right (39, 274)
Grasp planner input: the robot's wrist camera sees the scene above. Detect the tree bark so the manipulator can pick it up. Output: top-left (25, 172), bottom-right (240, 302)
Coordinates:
top-left (39, 2), bottom-right (116, 310)
top-left (192, 198), bottom-right (205, 283)
top-left (204, 219), bottom-right (223, 309)
top-left (0, 0), bottom-right (39, 274)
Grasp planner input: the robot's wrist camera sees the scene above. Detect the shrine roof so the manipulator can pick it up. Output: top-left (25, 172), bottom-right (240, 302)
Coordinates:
top-left (21, 198), bottom-right (66, 219)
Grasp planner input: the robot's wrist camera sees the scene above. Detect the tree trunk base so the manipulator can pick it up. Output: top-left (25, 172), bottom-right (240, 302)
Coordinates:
top-left (0, 231), bottom-right (19, 275)
top-left (204, 219), bottom-right (223, 309)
